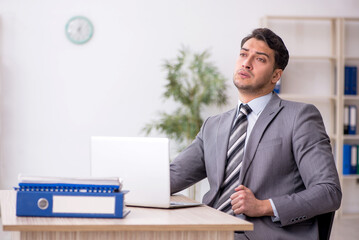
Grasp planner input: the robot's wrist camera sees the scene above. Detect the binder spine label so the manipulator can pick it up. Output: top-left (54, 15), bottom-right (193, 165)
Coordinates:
top-left (53, 195), bottom-right (115, 214)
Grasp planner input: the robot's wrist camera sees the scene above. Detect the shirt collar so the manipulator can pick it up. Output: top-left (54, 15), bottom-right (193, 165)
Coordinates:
top-left (237, 92), bottom-right (273, 116)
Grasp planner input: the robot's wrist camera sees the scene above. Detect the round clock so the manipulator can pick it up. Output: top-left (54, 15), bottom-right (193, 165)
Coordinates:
top-left (65, 16), bottom-right (94, 44)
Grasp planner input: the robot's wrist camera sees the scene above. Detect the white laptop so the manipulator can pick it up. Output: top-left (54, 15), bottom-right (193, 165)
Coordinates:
top-left (90, 136), bottom-right (201, 208)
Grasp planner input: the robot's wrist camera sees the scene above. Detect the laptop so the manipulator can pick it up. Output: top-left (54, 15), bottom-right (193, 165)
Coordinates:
top-left (90, 136), bottom-right (202, 208)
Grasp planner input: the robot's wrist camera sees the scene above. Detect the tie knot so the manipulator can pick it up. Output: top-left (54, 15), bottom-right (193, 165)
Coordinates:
top-left (240, 104), bottom-right (252, 116)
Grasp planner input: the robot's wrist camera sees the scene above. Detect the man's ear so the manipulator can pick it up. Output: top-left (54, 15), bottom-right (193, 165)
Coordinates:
top-left (272, 69), bottom-right (283, 84)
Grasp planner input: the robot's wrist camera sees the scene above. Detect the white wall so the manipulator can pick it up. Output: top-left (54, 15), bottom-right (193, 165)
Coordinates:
top-left (0, 0), bottom-right (358, 194)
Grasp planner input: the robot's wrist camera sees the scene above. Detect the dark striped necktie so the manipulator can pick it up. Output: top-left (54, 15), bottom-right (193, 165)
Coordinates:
top-left (214, 104), bottom-right (252, 214)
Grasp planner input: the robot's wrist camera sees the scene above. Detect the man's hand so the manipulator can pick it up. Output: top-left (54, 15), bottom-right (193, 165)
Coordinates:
top-left (230, 185), bottom-right (274, 217)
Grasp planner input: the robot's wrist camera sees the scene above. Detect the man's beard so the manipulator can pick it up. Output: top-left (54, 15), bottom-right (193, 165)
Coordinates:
top-left (233, 74), bottom-right (268, 95)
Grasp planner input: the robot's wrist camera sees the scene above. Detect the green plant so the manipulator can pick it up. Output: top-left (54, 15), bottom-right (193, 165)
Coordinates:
top-left (143, 47), bottom-right (228, 149)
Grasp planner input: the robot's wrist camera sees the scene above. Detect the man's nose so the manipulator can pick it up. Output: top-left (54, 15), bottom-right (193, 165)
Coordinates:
top-left (242, 57), bottom-right (253, 70)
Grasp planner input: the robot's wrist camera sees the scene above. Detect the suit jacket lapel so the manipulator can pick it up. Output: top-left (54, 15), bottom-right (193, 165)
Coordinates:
top-left (239, 94), bottom-right (284, 183)
top-left (216, 108), bottom-right (236, 190)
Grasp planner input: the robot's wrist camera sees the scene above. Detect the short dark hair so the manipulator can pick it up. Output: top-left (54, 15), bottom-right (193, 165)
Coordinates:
top-left (241, 28), bottom-right (289, 70)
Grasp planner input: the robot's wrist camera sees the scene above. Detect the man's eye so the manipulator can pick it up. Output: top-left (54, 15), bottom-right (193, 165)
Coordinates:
top-left (240, 53), bottom-right (247, 57)
top-left (257, 58), bottom-right (265, 62)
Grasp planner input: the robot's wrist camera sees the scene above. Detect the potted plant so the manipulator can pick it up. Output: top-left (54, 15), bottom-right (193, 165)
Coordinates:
top-left (143, 47), bottom-right (228, 199)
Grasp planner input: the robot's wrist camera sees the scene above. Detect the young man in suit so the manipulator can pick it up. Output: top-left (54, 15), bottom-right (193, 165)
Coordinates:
top-left (170, 28), bottom-right (342, 240)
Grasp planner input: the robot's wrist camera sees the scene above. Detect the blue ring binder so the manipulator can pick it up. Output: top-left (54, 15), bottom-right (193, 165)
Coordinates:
top-left (16, 189), bottom-right (130, 218)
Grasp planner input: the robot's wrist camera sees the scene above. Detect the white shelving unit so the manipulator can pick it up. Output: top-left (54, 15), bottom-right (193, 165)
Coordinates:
top-left (262, 16), bottom-right (359, 218)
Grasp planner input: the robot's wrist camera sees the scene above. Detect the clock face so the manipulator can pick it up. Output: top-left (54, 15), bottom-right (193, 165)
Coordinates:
top-left (65, 16), bottom-right (94, 44)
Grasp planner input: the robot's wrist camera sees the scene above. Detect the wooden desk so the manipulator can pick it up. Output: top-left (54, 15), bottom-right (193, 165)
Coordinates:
top-left (0, 190), bottom-right (253, 240)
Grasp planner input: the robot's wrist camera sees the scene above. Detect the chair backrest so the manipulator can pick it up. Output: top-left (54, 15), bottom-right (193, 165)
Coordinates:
top-left (318, 211), bottom-right (335, 240)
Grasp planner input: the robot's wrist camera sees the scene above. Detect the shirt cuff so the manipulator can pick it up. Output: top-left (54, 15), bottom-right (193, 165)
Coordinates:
top-left (269, 198), bottom-right (280, 222)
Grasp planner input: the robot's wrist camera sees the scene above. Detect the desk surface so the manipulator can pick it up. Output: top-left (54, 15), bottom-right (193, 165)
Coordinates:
top-left (0, 190), bottom-right (253, 232)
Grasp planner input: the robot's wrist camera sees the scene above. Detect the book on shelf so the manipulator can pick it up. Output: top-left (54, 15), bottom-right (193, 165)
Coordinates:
top-left (344, 105), bottom-right (349, 134)
top-left (343, 144), bottom-right (359, 175)
top-left (15, 174), bottom-right (129, 218)
top-left (344, 105), bottom-right (357, 135)
top-left (353, 66), bottom-right (358, 95)
top-left (351, 145), bottom-right (358, 174)
top-left (350, 105), bottom-right (357, 135)
top-left (344, 66), bottom-right (358, 95)
top-left (343, 144), bottom-right (351, 175)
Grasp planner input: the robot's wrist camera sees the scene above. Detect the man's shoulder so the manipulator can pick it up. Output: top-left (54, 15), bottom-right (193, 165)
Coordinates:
top-left (206, 108), bottom-right (236, 121)
top-left (277, 97), bottom-right (321, 118)
top-left (279, 97), bottom-right (316, 110)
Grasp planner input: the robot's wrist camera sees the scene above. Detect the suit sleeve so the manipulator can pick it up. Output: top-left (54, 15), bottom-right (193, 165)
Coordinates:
top-left (170, 118), bottom-right (209, 194)
top-left (271, 104), bottom-right (342, 227)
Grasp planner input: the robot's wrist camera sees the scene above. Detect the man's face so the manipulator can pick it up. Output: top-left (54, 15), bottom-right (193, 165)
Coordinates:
top-left (233, 38), bottom-right (282, 100)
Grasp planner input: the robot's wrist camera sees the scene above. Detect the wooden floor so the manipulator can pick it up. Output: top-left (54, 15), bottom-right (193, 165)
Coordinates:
top-left (0, 216), bottom-right (358, 239)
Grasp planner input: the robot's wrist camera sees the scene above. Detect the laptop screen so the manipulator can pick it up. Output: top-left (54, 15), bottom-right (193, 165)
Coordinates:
top-left (90, 136), bottom-right (171, 208)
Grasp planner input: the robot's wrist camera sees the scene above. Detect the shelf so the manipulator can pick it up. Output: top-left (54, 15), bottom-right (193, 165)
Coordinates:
top-left (345, 57), bottom-right (359, 61)
top-left (290, 55), bottom-right (336, 61)
top-left (278, 94), bottom-right (336, 102)
top-left (340, 213), bottom-right (359, 219)
top-left (342, 175), bottom-right (359, 180)
top-left (343, 135), bottom-right (359, 140)
top-left (343, 95), bottom-right (359, 100)
top-left (345, 17), bottom-right (359, 21)
top-left (264, 16), bottom-right (337, 21)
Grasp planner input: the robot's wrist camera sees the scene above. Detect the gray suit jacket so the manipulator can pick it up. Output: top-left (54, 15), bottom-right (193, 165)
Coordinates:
top-left (170, 93), bottom-right (342, 240)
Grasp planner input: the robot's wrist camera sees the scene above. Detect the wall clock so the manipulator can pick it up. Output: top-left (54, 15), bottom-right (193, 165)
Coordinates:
top-left (65, 16), bottom-right (94, 44)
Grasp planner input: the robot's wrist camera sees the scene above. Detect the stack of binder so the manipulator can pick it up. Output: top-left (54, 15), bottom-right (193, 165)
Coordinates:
top-left (15, 175), bottom-right (130, 218)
